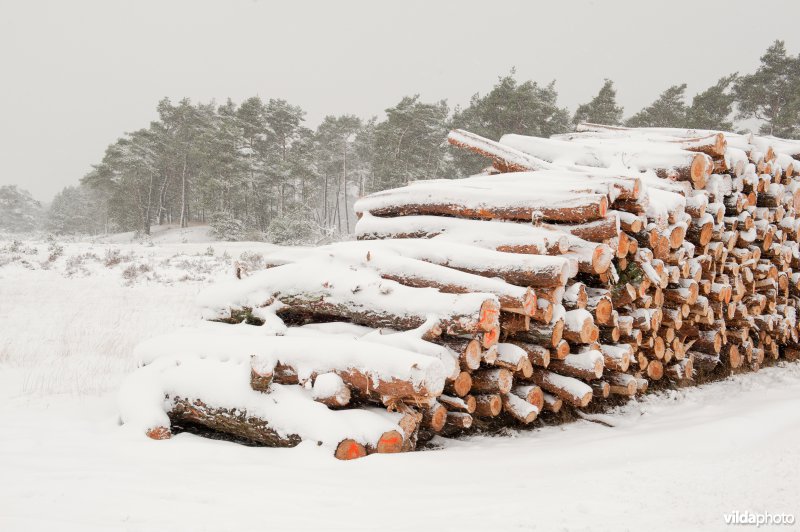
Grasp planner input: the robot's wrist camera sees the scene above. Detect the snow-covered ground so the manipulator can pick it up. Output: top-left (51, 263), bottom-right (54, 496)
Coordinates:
top-left (1, 228), bottom-right (799, 531)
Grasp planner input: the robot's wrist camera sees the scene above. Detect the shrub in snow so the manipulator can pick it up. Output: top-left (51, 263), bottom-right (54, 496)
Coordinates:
top-left (46, 236), bottom-right (64, 262)
top-left (266, 208), bottom-right (322, 245)
top-left (104, 248), bottom-right (123, 267)
top-left (209, 211), bottom-right (247, 241)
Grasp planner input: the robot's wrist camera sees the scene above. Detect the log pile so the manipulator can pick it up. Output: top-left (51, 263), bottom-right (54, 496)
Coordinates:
top-left (120, 124), bottom-right (800, 459)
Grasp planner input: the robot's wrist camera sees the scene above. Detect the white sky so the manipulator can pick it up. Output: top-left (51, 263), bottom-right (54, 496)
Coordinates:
top-left (1, 0), bottom-right (799, 201)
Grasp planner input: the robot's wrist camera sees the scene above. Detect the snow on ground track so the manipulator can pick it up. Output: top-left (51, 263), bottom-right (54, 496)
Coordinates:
top-left (0, 365), bottom-right (798, 531)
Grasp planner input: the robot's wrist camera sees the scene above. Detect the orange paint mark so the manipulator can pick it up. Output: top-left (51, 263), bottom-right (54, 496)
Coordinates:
top-left (480, 306), bottom-right (499, 328)
top-left (483, 327), bottom-right (499, 347)
top-left (346, 442), bottom-right (362, 460)
top-left (380, 435), bottom-right (401, 446)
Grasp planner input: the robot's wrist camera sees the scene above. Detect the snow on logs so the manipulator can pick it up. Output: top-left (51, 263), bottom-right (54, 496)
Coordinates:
top-left (119, 353), bottom-right (418, 458)
top-left (199, 258), bottom-right (501, 339)
top-left (353, 177), bottom-right (609, 224)
top-left (121, 124), bottom-right (800, 458)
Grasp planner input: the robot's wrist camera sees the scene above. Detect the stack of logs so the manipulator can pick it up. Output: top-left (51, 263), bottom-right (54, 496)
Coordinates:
top-left (147, 124), bottom-right (800, 458)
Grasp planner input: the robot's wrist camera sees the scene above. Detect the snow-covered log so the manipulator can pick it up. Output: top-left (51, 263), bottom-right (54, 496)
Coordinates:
top-left (261, 240), bottom-right (573, 289)
top-left (354, 180), bottom-right (609, 223)
top-left (119, 355), bottom-right (414, 459)
top-left (199, 258), bottom-right (500, 337)
top-left (500, 132), bottom-right (713, 188)
top-left (528, 369), bottom-right (593, 408)
top-left (355, 212), bottom-right (569, 255)
top-left (447, 129), bottom-right (550, 172)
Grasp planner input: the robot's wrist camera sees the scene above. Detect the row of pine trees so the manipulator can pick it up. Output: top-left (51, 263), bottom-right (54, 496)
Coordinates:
top-left (4, 41), bottom-right (799, 242)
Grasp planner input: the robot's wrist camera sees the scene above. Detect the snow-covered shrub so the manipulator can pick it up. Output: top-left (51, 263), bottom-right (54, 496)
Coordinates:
top-left (104, 248), bottom-right (123, 267)
top-left (266, 207), bottom-right (322, 245)
top-left (46, 236), bottom-right (64, 262)
top-left (237, 251), bottom-right (264, 271)
top-left (209, 211), bottom-right (246, 241)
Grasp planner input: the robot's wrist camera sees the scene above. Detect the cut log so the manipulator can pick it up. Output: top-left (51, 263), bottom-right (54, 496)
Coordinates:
top-left (510, 341), bottom-right (551, 368)
top-left (599, 344), bottom-right (632, 372)
top-left (591, 380), bottom-right (610, 398)
top-left (439, 394), bottom-right (477, 414)
top-left (501, 393), bottom-right (539, 424)
top-left (548, 350), bottom-right (604, 380)
top-left (355, 212), bottom-right (569, 255)
top-left (204, 260), bottom-right (499, 337)
top-left (169, 396), bottom-right (302, 449)
top-left (562, 309), bottom-right (598, 344)
top-left (445, 412), bottom-right (473, 431)
top-left (448, 129), bottom-right (550, 172)
top-left (474, 394), bottom-right (503, 417)
top-left (421, 402), bottom-right (448, 433)
top-left (311, 373), bottom-right (351, 408)
top-left (439, 337), bottom-right (483, 371)
top-left (605, 372), bottom-right (638, 396)
top-left (495, 343), bottom-right (532, 376)
top-left (542, 392), bottom-right (563, 413)
top-left (335, 439), bottom-right (369, 460)
top-left (445, 371), bottom-right (473, 397)
top-left (354, 179), bottom-right (609, 224)
top-left (646, 359), bottom-right (664, 380)
top-left (514, 319), bottom-right (564, 348)
top-left (470, 368), bottom-right (513, 395)
top-left (255, 350), bottom-right (444, 405)
top-left (511, 385), bottom-right (545, 411)
top-left (665, 359), bottom-right (694, 381)
top-left (529, 369), bottom-right (593, 408)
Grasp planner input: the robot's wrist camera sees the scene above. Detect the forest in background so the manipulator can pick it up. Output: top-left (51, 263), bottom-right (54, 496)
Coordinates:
top-left (2, 40), bottom-right (799, 243)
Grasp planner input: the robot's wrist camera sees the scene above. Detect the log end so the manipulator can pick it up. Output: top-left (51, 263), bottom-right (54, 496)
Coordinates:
top-left (451, 371), bottom-right (473, 397)
top-left (691, 153), bottom-right (712, 186)
top-left (555, 339), bottom-right (570, 360)
top-left (646, 359), bottom-right (664, 381)
top-left (375, 430), bottom-right (405, 454)
top-left (592, 245), bottom-right (614, 274)
top-left (482, 327), bottom-right (500, 349)
top-left (594, 298), bottom-right (613, 326)
top-left (479, 300), bottom-right (501, 332)
top-left (146, 426), bottom-right (172, 440)
top-left (335, 439), bottom-right (368, 460)
top-left (523, 288), bottom-right (538, 317)
top-left (463, 339), bottom-right (483, 370)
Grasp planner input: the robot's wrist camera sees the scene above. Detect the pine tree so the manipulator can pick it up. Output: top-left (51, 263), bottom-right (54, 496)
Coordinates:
top-left (686, 75), bottom-right (737, 130)
top-left (370, 95), bottom-right (451, 192)
top-left (47, 185), bottom-right (106, 235)
top-left (314, 115), bottom-right (362, 234)
top-left (626, 84), bottom-right (688, 128)
top-left (734, 40), bottom-right (800, 137)
top-left (573, 79), bottom-right (623, 126)
top-left (451, 71), bottom-right (570, 175)
top-left (0, 185), bottom-right (42, 233)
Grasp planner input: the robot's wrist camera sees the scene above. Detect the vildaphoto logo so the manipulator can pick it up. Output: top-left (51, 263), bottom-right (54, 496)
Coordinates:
top-left (723, 510), bottom-right (796, 527)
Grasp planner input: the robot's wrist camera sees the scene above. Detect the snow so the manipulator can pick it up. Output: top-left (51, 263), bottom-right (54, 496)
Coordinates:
top-left (3, 232), bottom-right (800, 530)
top-left (197, 255), bottom-right (499, 335)
top-left (250, 238), bottom-right (573, 290)
top-left (355, 211), bottom-right (567, 253)
top-left (130, 325), bottom-right (447, 398)
top-left (353, 176), bottom-right (607, 217)
top-left (501, 132), bottom-right (704, 176)
top-left (312, 372), bottom-right (347, 400)
top-left (496, 342), bottom-right (527, 365)
top-left (119, 354), bottom-right (404, 449)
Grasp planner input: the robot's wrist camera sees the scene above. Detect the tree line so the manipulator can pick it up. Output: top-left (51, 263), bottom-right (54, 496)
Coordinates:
top-left (3, 40), bottom-right (799, 241)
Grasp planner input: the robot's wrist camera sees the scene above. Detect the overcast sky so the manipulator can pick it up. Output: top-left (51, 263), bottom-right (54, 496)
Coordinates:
top-left (1, 0), bottom-right (799, 201)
